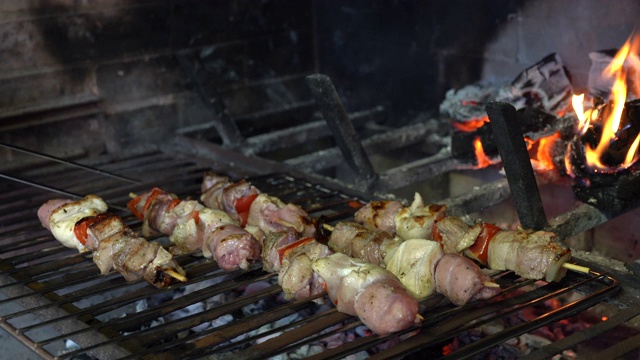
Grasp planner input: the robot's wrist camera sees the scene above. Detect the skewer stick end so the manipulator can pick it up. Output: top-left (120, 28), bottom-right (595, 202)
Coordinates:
top-left (129, 192), bottom-right (138, 199)
top-left (562, 262), bottom-right (590, 273)
top-left (322, 223), bottom-right (335, 232)
top-left (484, 281), bottom-right (501, 288)
top-left (166, 269), bottom-right (188, 282)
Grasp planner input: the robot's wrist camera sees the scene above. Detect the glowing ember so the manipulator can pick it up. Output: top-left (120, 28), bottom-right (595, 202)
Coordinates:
top-left (572, 34), bottom-right (640, 171)
top-left (452, 116), bottom-right (490, 132)
top-left (473, 136), bottom-right (492, 168)
top-left (530, 132), bottom-right (561, 171)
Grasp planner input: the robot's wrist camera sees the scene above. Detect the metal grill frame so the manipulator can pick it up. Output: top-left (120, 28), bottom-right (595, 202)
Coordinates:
top-left (0, 145), bottom-right (637, 360)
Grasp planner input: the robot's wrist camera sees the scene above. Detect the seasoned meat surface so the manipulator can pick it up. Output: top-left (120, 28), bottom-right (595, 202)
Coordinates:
top-left (312, 253), bottom-right (421, 335)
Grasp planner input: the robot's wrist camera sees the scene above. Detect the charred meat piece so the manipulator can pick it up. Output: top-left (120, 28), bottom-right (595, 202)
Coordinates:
top-left (434, 216), bottom-right (481, 254)
top-left (394, 193), bottom-right (446, 241)
top-left (328, 222), bottom-right (401, 266)
top-left (312, 252), bottom-right (421, 336)
top-left (261, 228), bottom-right (299, 273)
top-left (278, 238), bottom-right (331, 301)
top-left (354, 199), bottom-right (403, 233)
top-left (93, 229), bottom-right (184, 288)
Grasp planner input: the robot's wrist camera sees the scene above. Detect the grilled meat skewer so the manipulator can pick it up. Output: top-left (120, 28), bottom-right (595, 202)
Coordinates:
top-left (128, 188), bottom-right (262, 271)
top-left (327, 222), bottom-right (501, 305)
top-left (313, 253), bottom-right (421, 336)
top-left (198, 173), bottom-right (423, 335)
top-left (200, 173), bottom-right (503, 306)
top-left (200, 172), bottom-right (317, 241)
top-left (434, 217), bottom-right (572, 282)
top-left (355, 195), bottom-right (573, 282)
top-left (38, 195), bottom-right (186, 288)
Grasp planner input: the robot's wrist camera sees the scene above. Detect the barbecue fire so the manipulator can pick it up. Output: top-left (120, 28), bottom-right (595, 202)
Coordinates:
top-left (571, 34), bottom-right (640, 173)
top-left (449, 34), bottom-right (640, 180)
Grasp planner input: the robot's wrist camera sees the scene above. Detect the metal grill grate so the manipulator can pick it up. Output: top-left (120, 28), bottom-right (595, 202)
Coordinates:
top-left (0, 147), bottom-right (635, 360)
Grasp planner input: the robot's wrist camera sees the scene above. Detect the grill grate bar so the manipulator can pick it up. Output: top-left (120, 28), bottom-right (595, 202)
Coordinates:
top-left (521, 304), bottom-right (640, 360)
top-left (217, 308), bottom-right (355, 360)
top-left (0, 142), bottom-right (141, 184)
top-left (367, 271), bottom-right (620, 360)
top-left (54, 271), bottom-right (280, 359)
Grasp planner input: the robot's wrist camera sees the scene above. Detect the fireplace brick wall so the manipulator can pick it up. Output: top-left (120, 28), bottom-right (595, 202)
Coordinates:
top-left (0, 0), bottom-right (315, 166)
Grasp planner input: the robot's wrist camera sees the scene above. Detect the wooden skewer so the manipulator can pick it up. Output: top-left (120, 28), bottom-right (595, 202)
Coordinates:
top-left (561, 263), bottom-right (590, 273)
top-left (322, 223), bottom-right (335, 232)
top-left (166, 269), bottom-right (188, 282)
top-left (128, 191), bottom-right (189, 283)
top-left (483, 281), bottom-right (501, 288)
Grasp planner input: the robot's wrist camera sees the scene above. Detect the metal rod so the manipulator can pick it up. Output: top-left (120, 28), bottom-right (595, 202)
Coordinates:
top-left (305, 74), bottom-right (378, 187)
top-left (0, 173), bottom-right (128, 212)
top-left (176, 51), bottom-right (245, 148)
top-left (0, 142), bottom-right (141, 184)
top-left (485, 102), bottom-right (549, 230)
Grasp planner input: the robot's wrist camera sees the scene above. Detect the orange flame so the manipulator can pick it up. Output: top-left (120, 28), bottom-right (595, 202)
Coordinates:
top-left (564, 143), bottom-right (575, 178)
top-left (473, 136), bottom-right (492, 168)
top-left (572, 34), bottom-right (640, 171)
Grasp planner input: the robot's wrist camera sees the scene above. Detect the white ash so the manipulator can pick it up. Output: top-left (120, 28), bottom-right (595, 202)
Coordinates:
top-left (121, 299), bottom-right (165, 335)
top-left (441, 53), bottom-right (573, 122)
top-left (503, 53), bottom-right (572, 113)
top-left (588, 50), bottom-right (640, 101)
top-left (439, 83), bottom-right (500, 121)
top-left (60, 339), bottom-right (98, 360)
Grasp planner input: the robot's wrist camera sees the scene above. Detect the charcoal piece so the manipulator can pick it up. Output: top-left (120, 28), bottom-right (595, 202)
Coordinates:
top-left (572, 168), bottom-right (640, 217)
top-left (451, 107), bottom-right (559, 164)
top-left (447, 53), bottom-right (569, 165)
top-left (570, 136), bottom-right (640, 216)
top-left (451, 125), bottom-right (498, 164)
top-left (518, 107), bottom-right (559, 140)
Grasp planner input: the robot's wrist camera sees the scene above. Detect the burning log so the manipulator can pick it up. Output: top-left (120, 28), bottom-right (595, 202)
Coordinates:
top-left (442, 53), bottom-right (573, 168)
top-left (566, 35), bottom-right (640, 217)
